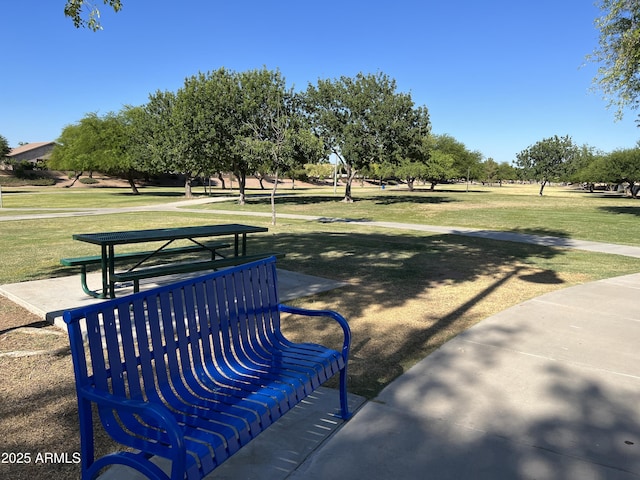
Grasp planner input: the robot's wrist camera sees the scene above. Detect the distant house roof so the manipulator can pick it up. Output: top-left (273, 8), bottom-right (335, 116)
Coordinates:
top-left (8, 142), bottom-right (56, 157)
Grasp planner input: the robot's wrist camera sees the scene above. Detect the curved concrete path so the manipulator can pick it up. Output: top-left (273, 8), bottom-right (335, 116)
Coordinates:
top-left (287, 272), bottom-right (640, 479)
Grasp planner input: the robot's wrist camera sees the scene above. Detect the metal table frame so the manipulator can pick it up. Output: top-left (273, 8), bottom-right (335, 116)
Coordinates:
top-left (72, 224), bottom-right (268, 298)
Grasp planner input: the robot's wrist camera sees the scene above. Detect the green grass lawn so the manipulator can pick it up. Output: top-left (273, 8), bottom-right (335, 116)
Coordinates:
top-left (1, 182), bottom-right (640, 286)
top-left (196, 183), bottom-right (640, 246)
top-left (2, 182), bottom-right (640, 400)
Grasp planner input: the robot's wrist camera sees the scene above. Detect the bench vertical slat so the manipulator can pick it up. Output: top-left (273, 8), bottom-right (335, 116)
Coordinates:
top-left (117, 302), bottom-right (143, 400)
top-left (239, 264), bottom-right (317, 399)
top-left (168, 286), bottom-right (254, 449)
top-left (214, 272), bottom-right (293, 417)
top-left (66, 313), bottom-right (97, 473)
top-left (229, 269), bottom-right (303, 411)
top-left (187, 280), bottom-right (274, 430)
top-left (179, 284), bottom-right (264, 439)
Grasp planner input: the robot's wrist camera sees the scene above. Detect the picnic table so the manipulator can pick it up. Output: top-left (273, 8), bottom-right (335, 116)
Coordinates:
top-left (69, 224), bottom-right (271, 298)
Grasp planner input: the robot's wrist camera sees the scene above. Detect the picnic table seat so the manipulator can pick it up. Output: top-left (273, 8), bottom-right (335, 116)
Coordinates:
top-left (110, 251), bottom-right (285, 293)
top-left (63, 256), bottom-right (352, 480)
top-left (60, 241), bottom-right (231, 297)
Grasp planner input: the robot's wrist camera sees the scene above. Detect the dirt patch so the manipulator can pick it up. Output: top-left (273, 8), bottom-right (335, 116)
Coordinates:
top-left (0, 296), bottom-right (82, 479)
top-left (0, 295), bottom-right (122, 479)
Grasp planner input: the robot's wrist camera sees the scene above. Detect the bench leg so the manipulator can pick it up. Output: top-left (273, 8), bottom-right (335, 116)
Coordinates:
top-left (79, 266), bottom-right (104, 299)
top-left (338, 368), bottom-right (353, 420)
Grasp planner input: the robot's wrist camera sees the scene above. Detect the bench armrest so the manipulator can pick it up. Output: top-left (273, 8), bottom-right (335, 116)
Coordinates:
top-left (79, 386), bottom-right (186, 467)
top-left (278, 304), bottom-right (351, 360)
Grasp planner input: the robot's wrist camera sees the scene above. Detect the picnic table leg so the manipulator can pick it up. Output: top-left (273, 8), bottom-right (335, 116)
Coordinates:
top-left (100, 245), bottom-right (108, 299)
top-left (108, 245), bottom-right (116, 298)
top-left (79, 267), bottom-right (103, 299)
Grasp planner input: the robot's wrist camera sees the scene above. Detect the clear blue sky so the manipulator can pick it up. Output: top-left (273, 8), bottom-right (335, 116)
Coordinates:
top-left (2, 1), bottom-right (638, 163)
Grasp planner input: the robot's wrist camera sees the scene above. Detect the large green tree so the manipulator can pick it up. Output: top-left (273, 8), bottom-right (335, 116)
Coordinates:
top-left (305, 72), bottom-right (425, 202)
top-left (393, 106), bottom-right (432, 191)
top-left (429, 134), bottom-right (483, 185)
top-left (589, 0), bottom-right (640, 119)
top-left (516, 135), bottom-right (579, 195)
top-left (49, 115), bottom-right (103, 183)
top-left (49, 111), bottom-right (144, 193)
top-left (138, 67), bottom-right (305, 201)
top-left (141, 69), bottom-right (237, 198)
top-left (581, 147), bottom-right (640, 196)
top-left (233, 68), bottom-right (292, 205)
top-left (244, 101), bottom-right (324, 223)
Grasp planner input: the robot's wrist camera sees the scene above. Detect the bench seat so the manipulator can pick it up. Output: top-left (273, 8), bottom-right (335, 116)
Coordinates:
top-left (111, 252), bottom-right (285, 293)
top-left (64, 256), bottom-right (351, 480)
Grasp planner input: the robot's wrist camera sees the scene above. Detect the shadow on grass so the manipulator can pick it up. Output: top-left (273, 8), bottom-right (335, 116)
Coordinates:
top-left (244, 195), bottom-right (352, 206)
top-left (246, 228), bottom-right (569, 397)
top-left (0, 320), bottom-right (50, 336)
top-left (373, 195), bottom-right (458, 206)
top-left (113, 189), bottom-right (185, 197)
top-left (242, 193), bottom-right (461, 207)
top-left (600, 205), bottom-right (640, 217)
top-left (43, 224), bottom-right (571, 399)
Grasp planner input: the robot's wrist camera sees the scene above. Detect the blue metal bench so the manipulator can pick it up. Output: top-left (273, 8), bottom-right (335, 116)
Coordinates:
top-left (64, 256), bottom-right (352, 480)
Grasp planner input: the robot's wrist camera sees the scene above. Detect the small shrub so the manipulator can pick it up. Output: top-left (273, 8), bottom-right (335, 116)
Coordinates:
top-left (79, 177), bottom-right (100, 185)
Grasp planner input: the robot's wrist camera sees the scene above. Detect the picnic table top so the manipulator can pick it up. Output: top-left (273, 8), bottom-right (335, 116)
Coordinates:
top-left (72, 224), bottom-right (268, 246)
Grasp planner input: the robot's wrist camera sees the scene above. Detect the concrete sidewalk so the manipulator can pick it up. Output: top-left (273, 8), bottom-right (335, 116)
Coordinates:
top-left (289, 272), bottom-right (640, 480)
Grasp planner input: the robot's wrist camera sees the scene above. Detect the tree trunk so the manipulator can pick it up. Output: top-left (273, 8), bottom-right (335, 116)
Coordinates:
top-left (407, 177), bottom-right (415, 191)
top-left (271, 169), bottom-right (279, 225)
top-left (184, 175), bottom-right (193, 198)
top-left (126, 172), bottom-right (140, 195)
top-left (237, 172), bottom-right (247, 205)
top-left (217, 172), bottom-right (226, 189)
top-left (68, 171), bottom-right (83, 187)
top-left (539, 179), bottom-right (548, 196)
top-left (342, 165), bottom-right (356, 203)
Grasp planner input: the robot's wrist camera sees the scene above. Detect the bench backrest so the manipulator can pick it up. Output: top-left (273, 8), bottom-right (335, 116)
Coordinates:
top-left (64, 256), bottom-right (281, 417)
